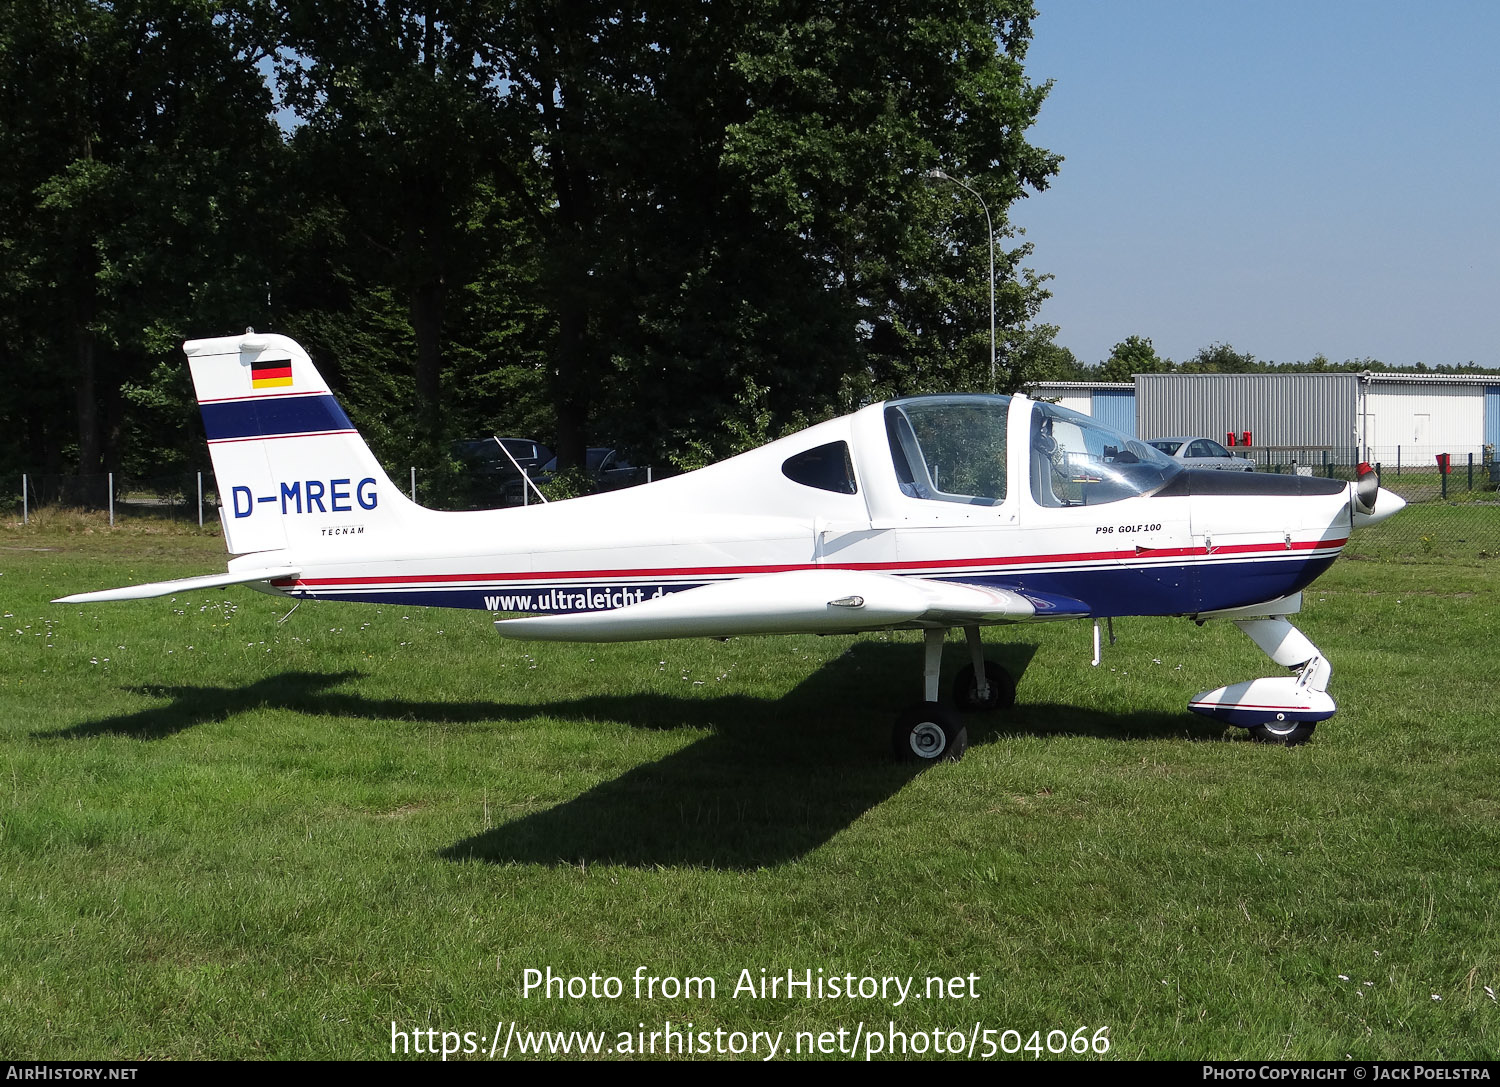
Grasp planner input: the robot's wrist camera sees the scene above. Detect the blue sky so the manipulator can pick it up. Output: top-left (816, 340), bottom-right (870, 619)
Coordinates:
top-left (1014, 1), bottom-right (1500, 367)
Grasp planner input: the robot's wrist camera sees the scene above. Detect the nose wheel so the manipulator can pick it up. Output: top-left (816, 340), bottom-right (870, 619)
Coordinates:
top-left (1247, 719), bottom-right (1317, 746)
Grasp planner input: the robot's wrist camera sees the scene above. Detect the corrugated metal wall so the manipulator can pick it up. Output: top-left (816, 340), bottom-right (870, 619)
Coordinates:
top-left (1053, 393), bottom-right (1094, 416)
top-left (1025, 385), bottom-right (1138, 436)
top-left (1365, 384), bottom-right (1484, 464)
top-left (1136, 373), bottom-right (1357, 449)
top-left (1487, 387), bottom-right (1500, 451)
top-left (1092, 388), bottom-right (1136, 437)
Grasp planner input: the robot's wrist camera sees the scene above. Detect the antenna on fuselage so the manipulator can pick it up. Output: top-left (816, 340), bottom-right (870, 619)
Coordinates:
top-left (492, 436), bottom-right (549, 505)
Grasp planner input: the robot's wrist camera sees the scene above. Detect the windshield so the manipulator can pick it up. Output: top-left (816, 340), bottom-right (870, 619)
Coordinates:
top-left (885, 395), bottom-right (1010, 506)
top-left (1147, 440), bottom-right (1183, 456)
top-left (1030, 402), bottom-right (1181, 506)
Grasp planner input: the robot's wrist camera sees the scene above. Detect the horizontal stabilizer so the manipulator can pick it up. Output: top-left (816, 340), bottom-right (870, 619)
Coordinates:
top-left (494, 569), bottom-right (1037, 642)
top-left (53, 566), bottom-right (300, 604)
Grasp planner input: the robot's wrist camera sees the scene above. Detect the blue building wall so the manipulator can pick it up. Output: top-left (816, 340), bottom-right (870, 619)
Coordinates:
top-left (1486, 387), bottom-right (1500, 451)
top-left (1093, 389), bottom-right (1136, 438)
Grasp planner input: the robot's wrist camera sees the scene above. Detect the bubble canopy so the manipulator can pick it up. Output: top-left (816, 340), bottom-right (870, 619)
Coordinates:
top-left (883, 395), bottom-right (1182, 507)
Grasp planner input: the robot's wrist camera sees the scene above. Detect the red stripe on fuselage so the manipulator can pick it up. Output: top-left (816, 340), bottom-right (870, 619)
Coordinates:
top-left (276, 537), bottom-right (1349, 589)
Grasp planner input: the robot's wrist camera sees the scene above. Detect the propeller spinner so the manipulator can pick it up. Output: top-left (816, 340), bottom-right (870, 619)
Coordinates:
top-left (1351, 462), bottom-right (1405, 526)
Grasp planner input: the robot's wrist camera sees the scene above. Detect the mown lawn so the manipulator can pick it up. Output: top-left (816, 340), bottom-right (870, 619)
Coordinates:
top-left (1, 507), bottom-right (1496, 1060)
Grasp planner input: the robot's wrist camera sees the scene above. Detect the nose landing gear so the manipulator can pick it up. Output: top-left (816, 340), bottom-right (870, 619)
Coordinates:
top-left (1188, 617), bottom-right (1334, 746)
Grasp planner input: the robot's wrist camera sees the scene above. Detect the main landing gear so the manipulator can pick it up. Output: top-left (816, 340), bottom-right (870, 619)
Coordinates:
top-left (892, 627), bottom-right (1015, 763)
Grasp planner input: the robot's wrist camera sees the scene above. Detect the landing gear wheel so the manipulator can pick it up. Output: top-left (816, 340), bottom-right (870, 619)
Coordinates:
top-left (1247, 719), bottom-right (1317, 746)
top-left (893, 702), bottom-right (968, 763)
top-left (952, 660), bottom-right (1016, 712)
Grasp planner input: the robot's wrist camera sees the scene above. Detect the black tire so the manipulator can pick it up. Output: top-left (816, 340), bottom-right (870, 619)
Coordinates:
top-left (1247, 720), bottom-right (1317, 746)
top-left (893, 702), bottom-right (968, 763)
top-left (952, 660), bottom-right (1016, 712)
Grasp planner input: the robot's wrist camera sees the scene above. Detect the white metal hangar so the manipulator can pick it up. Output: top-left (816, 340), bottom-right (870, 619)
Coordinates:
top-left (1029, 373), bottom-right (1500, 468)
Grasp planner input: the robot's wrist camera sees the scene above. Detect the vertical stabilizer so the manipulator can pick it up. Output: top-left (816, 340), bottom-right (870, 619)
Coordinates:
top-left (185, 334), bottom-right (422, 556)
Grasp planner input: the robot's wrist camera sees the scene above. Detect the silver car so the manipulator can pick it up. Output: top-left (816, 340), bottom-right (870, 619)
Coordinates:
top-left (1146, 436), bottom-right (1255, 471)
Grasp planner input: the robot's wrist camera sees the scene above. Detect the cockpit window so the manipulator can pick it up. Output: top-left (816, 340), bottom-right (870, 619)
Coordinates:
top-left (884, 396), bottom-right (1009, 506)
top-left (1030, 402), bottom-right (1181, 507)
top-left (782, 441), bottom-right (857, 494)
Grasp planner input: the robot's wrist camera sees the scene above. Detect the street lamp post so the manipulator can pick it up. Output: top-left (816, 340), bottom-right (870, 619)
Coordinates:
top-left (926, 167), bottom-right (996, 392)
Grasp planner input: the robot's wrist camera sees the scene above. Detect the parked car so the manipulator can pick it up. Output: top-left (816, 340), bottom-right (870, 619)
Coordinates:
top-left (536, 447), bottom-right (649, 492)
top-left (451, 437), bottom-right (554, 506)
top-left (1145, 436), bottom-right (1255, 471)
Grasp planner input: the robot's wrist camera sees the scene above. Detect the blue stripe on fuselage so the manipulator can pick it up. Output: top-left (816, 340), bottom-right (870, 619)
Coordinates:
top-left (276, 553), bottom-right (1339, 618)
top-left (201, 394), bottom-right (354, 442)
top-left (981, 553), bottom-right (1338, 618)
top-left (283, 582), bottom-right (708, 612)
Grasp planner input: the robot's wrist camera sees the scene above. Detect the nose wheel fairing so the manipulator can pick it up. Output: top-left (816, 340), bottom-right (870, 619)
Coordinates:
top-left (1188, 676), bottom-right (1336, 728)
top-left (1187, 616), bottom-right (1336, 735)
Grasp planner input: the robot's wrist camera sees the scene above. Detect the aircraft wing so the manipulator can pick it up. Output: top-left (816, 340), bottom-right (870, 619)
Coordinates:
top-left (52, 566), bottom-right (301, 604)
top-left (492, 568), bottom-right (1078, 642)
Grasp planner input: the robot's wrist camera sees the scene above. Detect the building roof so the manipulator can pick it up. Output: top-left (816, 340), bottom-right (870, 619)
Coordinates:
top-left (1363, 372), bottom-right (1500, 386)
top-left (1134, 371), bottom-right (1500, 386)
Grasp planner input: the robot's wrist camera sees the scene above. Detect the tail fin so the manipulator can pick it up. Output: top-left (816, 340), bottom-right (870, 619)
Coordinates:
top-left (186, 333), bottom-right (424, 556)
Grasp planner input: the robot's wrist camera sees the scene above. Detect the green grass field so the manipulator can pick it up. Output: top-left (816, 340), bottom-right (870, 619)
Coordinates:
top-left (2, 507), bottom-right (1497, 1060)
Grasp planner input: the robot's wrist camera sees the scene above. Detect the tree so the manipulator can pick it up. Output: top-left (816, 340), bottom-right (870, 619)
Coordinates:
top-left (274, 0), bottom-right (522, 457)
top-left (0, 1), bottom-right (1063, 484)
top-left (1098, 335), bottom-right (1172, 382)
top-left (478, 0), bottom-right (1060, 469)
top-left (1182, 342), bottom-right (1260, 373)
top-left (0, 0), bottom-right (282, 479)
top-left (721, 2), bottom-right (1061, 405)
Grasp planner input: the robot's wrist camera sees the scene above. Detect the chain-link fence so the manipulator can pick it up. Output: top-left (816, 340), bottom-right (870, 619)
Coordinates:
top-left (4, 463), bottom-right (639, 524)
top-left (9, 445), bottom-right (1496, 558)
top-left (1243, 444), bottom-right (1497, 502)
top-left (1236, 444), bottom-right (1498, 559)
top-left (10, 472), bottom-right (219, 526)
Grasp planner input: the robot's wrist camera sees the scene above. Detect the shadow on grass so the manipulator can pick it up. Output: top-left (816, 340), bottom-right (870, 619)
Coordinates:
top-left (42, 671), bottom-right (364, 740)
top-left (441, 642), bottom-right (1226, 870)
top-left (41, 640), bottom-right (1228, 868)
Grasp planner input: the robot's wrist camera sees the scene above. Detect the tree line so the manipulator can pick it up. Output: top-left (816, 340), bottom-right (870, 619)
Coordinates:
top-left (0, 0), bottom-right (1062, 489)
top-left (1035, 335), bottom-right (1500, 385)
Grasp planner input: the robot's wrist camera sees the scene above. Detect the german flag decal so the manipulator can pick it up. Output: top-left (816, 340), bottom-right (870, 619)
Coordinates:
top-left (251, 359), bottom-right (294, 389)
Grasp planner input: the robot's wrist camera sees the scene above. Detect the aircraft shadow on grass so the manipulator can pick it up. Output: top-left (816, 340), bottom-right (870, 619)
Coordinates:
top-left (44, 640), bottom-right (1225, 868)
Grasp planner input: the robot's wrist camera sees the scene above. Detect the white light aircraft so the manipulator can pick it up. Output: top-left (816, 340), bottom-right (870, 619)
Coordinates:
top-left (57, 333), bottom-right (1405, 761)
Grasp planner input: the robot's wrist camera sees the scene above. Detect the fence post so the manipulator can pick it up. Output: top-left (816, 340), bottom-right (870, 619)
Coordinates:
top-left (410, 467), bottom-right (417, 503)
top-left (1441, 459), bottom-right (1448, 500)
top-left (21, 473), bottom-right (27, 524)
top-left (197, 472), bottom-right (204, 527)
top-left (108, 472), bottom-right (114, 527)
top-left (1322, 449), bottom-right (1330, 478)
top-left (1468, 453), bottom-right (1474, 492)
top-left (1397, 446), bottom-right (1401, 476)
